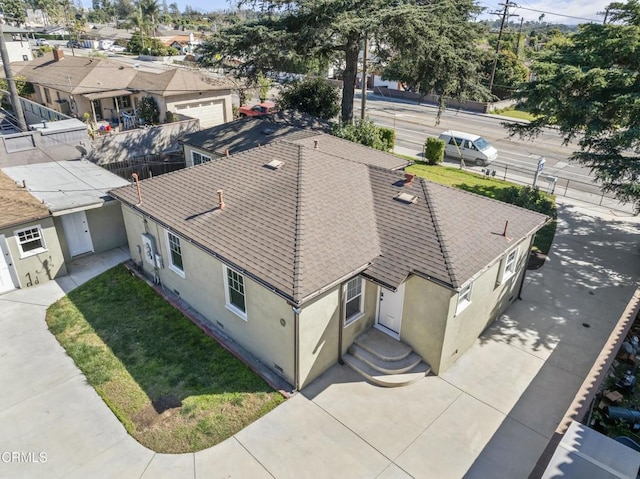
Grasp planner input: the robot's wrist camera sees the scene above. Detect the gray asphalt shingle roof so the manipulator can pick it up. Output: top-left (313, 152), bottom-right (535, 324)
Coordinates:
top-left (111, 140), bottom-right (548, 304)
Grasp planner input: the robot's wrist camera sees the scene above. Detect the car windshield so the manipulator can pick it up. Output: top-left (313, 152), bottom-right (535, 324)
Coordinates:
top-left (474, 137), bottom-right (491, 151)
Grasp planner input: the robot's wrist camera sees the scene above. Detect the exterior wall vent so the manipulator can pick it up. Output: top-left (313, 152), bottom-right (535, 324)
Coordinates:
top-left (264, 159), bottom-right (285, 170)
top-left (394, 192), bottom-right (418, 204)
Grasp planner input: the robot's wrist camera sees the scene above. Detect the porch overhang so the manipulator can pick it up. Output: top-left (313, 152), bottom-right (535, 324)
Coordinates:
top-left (83, 89), bottom-right (132, 101)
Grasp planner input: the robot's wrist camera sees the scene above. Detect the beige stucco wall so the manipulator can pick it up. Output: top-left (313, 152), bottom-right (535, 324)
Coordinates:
top-left (0, 218), bottom-right (66, 288)
top-left (438, 238), bottom-right (532, 373)
top-left (86, 202), bottom-right (127, 253)
top-left (341, 280), bottom-right (377, 355)
top-left (399, 275), bottom-right (452, 374)
top-left (120, 205), bottom-right (296, 385)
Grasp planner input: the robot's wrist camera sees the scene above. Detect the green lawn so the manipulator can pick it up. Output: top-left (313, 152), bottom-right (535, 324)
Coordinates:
top-left (405, 163), bottom-right (557, 255)
top-left (491, 108), bottom-right (537, 121)
top-left (46, 265), bottom-right (285, 453)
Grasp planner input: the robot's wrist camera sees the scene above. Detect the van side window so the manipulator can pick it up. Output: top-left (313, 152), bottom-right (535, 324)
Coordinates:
top-left (466, 140), bottom-right (477, 150)
top-left (453, 137), bottom-right (463, 147)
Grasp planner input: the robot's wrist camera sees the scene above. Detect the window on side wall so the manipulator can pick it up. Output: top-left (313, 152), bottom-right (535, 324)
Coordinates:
top-left (166, 231), bottom-right (184, 276)
top-left (345, 277), bottom-right (364, 324)
top-left (192, 151), bottom-right (211, 166)
top-left (15, 225), bottom-right (47, 257)
top-left (43, 87), bottom-right (51, 104)
top-left (503, 247), bottom-right (519, 282)
top-left (456, 281), bottom-right (472, 315)
top-left (224, 266), bottom-right (247, 320)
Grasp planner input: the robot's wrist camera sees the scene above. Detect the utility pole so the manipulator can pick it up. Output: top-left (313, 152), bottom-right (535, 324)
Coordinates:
top-left (602, 7), bottom-right (610, 24)
top-left (360, 32), bottom-right (368, 120)
top-left (62, 0), bottom-right (75, 56)
top-left (488, 1), bottom-right (511, 95)
top-left (0, 20), bottom-right (27, 131)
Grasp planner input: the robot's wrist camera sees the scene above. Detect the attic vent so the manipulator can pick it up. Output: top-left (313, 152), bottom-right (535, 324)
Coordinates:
top-left (262, 128), bottom-right (275, 135)
top-left (264, 159), bottom-right (285, 170)
top-left (394, 192), bottom-right (418, 204)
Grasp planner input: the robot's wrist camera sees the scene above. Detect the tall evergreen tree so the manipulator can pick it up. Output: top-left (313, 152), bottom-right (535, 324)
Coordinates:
top-left (198, 0), bottom-right (488, 123)
top-left (507, 0), bottom-right (640, 211)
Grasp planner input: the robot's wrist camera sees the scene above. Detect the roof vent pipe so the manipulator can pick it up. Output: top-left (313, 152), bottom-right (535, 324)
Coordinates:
top-left (314, 139), bottom-right (319, 149)
top-left (217, 189), bottom-right (225, 210)
top-left (131, 173), bottom-right (142, 204)
top-left (225, 149), bottom-right (229, 157)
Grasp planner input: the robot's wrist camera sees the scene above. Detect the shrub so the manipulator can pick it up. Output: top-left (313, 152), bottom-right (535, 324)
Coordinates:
top-left (503, 186), bottom-right (556, 218)
top-left (424, 137), bottom-right (445, 165)
top-left (138, 96), bottom-right (160, 125)
top-left (379, 127), bottom-right (396, 152)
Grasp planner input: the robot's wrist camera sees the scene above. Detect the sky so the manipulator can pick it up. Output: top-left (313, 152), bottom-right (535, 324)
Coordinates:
top-left (179, 0), bottom-right (612, 24)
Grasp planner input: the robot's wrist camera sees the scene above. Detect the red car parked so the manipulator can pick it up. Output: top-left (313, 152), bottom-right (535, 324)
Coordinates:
top-left (238, 101), bottom-right (278, 118)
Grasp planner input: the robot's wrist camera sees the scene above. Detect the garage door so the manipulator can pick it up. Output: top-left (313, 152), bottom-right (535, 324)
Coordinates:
top-left (174, 100), bottom-right (225, 129)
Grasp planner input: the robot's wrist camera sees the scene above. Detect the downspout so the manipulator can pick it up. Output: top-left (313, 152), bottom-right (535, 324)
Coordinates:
top-left (517, 232), bottom-right (537, 300)
top-left (293, 305), bottom-right (300, 391)
top-left (338, 282), bottom-right (345, 365)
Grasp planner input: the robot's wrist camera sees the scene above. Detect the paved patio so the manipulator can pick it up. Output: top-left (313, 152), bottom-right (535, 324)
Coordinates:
top-left (1, 198), bottom-right (639, 478)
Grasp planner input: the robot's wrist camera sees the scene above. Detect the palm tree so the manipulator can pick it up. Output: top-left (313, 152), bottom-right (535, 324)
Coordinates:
top-left (138, 0), bottom-right (160, 38)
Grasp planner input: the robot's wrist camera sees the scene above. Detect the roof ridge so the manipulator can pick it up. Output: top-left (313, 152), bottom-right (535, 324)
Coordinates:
top-left (291, 144), bottom-right (304, 304)
top-left (420, 178), bottom-right (458, 288)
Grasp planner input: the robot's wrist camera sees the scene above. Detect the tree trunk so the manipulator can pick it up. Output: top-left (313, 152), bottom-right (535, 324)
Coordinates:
top-left (341, 35), bottom-right (360, 124)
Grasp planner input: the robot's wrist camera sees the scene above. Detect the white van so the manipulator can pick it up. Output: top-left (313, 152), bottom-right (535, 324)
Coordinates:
top-left (438, 130), bottom-right (498, 166)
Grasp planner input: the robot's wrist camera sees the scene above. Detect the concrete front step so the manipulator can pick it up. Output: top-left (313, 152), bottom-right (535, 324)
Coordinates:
top-left (343, 354), bottom-right (431, 387)
top-left (354, 327), bottom-right (412, 361)
top-left (348, 344), bottom-right (422, 375)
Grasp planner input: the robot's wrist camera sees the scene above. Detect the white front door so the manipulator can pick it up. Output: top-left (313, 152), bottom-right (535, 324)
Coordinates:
top-left (0, 235), bottom-right (17, 293)
top-left (376, 283), bottom-right (405, 338)
top-left (61, 211), bottom-right (94, 257)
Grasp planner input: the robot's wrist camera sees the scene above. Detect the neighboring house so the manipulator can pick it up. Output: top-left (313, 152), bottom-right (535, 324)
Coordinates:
top-left (110, 138), bottom-right (549, 390)
top-left (0, 171), bottom-right (65, 293)
top-left (163, 33), bottom-right (201, 54)
top-left (2, 160), bottom-right (129, 263)
top-left (10, 51), bottom-right (233, 129)
top-left (1, 26), bottom-right (33, 63)
top-left (87, 118), bottom-right (201, 179)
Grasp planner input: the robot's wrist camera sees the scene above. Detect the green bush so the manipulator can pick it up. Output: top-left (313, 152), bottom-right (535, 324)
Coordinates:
top-left (379, 127), bottom-right (395, 152)
top-left (424, 137), bottom-right (445, 165)
top-left (503, 186), bottom-right (556, 218)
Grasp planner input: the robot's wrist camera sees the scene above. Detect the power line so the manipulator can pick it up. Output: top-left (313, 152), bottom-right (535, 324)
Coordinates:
top-left (509, 5), bottom-right (601, 23)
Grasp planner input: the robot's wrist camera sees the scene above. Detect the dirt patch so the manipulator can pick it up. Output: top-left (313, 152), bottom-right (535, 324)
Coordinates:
top-left (527, 250), bottom-right (547, 270)
top-left (133, 396), bottom-right (182, 430)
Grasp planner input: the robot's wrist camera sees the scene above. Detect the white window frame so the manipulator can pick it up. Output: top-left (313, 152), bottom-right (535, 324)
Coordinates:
top-left (14, 225), bottom-right (47, 258)
top-left (503, 247), bottom-right (519, 282)
top-left (192, 151), bottom-right (211, 166)
top-left (223, 265), bottom-right (247, 321)
top-left (344, 277), bottom-right (365, 324)
top-left (456, 281), bottom-right (473, 315)
top-left (165, 230), bottom-right (185, 277)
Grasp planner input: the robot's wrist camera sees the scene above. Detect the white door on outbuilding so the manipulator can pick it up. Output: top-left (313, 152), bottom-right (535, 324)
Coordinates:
top-left (174, 100), bottom-right (225, 128)
top-left (0, 235), bottom-right (17, 293)
top-left (61, 211), bottom-right (94, 257)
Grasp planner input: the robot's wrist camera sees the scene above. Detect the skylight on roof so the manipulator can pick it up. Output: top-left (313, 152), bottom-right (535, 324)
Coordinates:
top-left (264, 159), bottom-right (285, 170)
top-left (394, 192), bottom-right (418, 204)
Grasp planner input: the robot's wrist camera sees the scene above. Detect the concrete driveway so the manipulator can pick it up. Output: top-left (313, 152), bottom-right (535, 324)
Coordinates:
top-left (1, 198), bottom-right (638, 479)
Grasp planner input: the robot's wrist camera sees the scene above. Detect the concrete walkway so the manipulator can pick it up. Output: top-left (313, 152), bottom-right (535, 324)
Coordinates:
top-left (1, 198), bottom-right (639, 479)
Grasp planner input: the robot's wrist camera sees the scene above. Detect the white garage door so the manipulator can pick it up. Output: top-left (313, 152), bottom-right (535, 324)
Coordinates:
top-left (174, 100), bottom-right (225, 128)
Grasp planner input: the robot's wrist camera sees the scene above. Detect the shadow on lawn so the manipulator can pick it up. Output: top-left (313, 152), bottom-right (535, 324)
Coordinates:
top-left (58, 264), bottom-right (274, 412)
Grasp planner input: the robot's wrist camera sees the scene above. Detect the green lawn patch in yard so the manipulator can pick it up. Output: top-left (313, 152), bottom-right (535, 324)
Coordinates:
top-left (46, 265), bottom-right (285, 453)
top-left (490, 108), bottom-right (537, 122)
top-left (405, 163), bottom-right (557, 256)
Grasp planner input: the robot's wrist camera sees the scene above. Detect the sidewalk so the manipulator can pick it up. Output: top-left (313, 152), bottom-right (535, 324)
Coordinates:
top-left (1, 197), bottom-right (638, 478)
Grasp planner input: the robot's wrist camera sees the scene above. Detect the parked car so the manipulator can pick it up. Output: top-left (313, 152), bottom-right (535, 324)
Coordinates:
top-left (438, 130), bottom-right (498, 166)
top-left (66, 40), bottom-right (81, 48)
top-left (109, 45), bottom-right (126, 53)
top-left (35, 38), bottom-right (49, 46)
top-left (238, 101), bottom-right (278, 118)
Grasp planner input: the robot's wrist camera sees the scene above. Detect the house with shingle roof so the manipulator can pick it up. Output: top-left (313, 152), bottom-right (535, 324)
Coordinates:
top-left (10, 51), bottom-right (233, 129)
top-left (0, 171), bottom-right (65, 293)
top-left (110, 136), bottom-right (549, 390)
